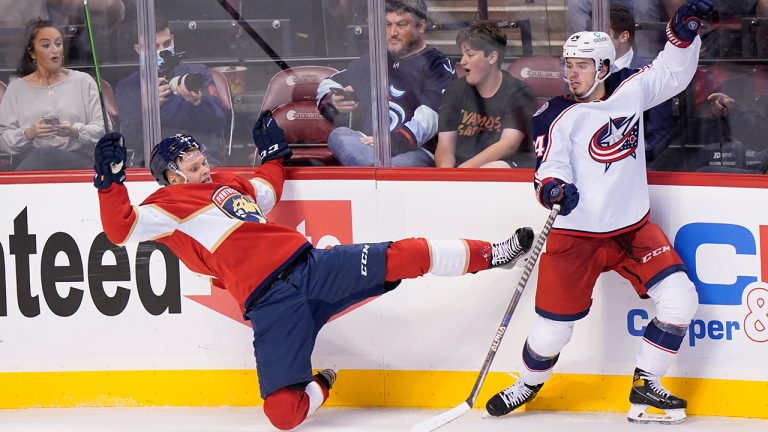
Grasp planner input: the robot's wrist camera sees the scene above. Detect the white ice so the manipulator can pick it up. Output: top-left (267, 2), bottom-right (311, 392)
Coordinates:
top-left (1, 407), bottom-right (766, 432)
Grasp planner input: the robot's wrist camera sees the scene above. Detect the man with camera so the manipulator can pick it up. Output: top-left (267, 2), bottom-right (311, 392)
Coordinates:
top-left (115, 14), bottom-right (226, 166)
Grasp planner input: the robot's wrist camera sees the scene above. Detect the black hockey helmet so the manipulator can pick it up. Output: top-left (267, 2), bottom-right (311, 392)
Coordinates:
top-left (149, 133), bottom-right (207, 186)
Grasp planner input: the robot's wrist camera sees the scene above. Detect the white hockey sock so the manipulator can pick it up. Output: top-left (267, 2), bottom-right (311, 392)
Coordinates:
top-left (304, 380), bottom-right (326, 416)
top-left (427, 239), bottom-right (469, 276)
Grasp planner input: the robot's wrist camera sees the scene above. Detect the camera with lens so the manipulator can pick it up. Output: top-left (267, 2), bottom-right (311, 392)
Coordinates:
top-left (158, 49), bottom-right (205, 94)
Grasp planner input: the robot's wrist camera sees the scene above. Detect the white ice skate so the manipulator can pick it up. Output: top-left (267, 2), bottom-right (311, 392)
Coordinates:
top-left (627, 368), bottom-right (687, 425)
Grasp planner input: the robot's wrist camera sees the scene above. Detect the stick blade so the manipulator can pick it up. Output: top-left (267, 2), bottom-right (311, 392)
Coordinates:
top-left (410, 402), bottom-right (472, 432)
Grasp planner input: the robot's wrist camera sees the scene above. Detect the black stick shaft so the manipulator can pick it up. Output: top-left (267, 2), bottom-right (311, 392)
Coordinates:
top-left (214, 0), bottom-right (289, 71)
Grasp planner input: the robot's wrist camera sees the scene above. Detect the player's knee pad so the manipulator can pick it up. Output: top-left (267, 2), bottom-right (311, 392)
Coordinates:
top-left (263, 387), bottom-right (310, 431)
top-left (526, 315), bottom-right (575, 358)
top-left (648, 271), bottom-right (699, 326)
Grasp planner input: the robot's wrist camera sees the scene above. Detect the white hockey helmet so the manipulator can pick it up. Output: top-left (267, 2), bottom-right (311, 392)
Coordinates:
top-left (561, 31), bottom-right (616, 98)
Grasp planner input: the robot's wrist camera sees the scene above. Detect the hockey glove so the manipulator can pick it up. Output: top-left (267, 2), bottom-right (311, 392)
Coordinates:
top-left (390, 127), bottom-right (417, 156)
top-left (538, 177), bottom-right (579, 216)
top-left (93, 132), bottom-right (127, 189)
top-left (666, 0), bottom-right (714, 48)
top-left (252, 110), bottom-right (292, 164)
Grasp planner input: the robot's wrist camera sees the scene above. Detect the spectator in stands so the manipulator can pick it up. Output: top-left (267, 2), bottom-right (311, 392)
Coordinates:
top-left (699, 63), bottom-right (768, 171)
top-left (0, 0), bottom-right (126, 68)
top-left (568, 0), bottom-right (665, 58)
top-left (316, 0), bottom-right (455, 167)
top-left (609, 3), bottom-right (675, 164)
top-left (116, 14), bottom-right (226, 166)
top-left (435, 21), bottom-right (535, 168)
top-left (0, 19), bottom-right (105, 170)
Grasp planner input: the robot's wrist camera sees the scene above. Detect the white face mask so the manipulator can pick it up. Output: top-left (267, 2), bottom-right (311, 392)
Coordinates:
top-left (156, 44), bottom-right (175, 66)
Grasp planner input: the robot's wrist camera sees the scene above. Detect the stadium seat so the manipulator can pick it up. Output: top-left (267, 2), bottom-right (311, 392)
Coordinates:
top-left (0, 81), bottom-right (10, 170)
top-left (260, 66), bottom-right (339, 166)
top-left (100, 79), bottom-right (119, 132)
top-left (209, 70), bottom-right (235, 159)
top-left (507, 56), bottom-right (565, 107)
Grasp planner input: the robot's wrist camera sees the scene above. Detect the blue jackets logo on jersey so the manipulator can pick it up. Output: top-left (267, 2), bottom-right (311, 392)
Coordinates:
top-left (589, 115), bottom-right (640, 170)
top-left (212, 186), bottom-right (266, 223)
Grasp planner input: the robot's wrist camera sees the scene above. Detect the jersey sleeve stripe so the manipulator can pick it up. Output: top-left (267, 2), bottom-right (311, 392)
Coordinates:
top-left (127, 205), bottom-right (179, 244)
top-left (115, 206), bottom-right (139, 246)
top-left (249, 177), bottom-right (278, 215)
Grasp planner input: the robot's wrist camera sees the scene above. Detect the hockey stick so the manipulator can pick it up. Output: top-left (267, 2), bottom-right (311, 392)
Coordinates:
top-left (410, 204), bottom-right (561, 432)
top-left (82, 0), bottom-right (111, 133)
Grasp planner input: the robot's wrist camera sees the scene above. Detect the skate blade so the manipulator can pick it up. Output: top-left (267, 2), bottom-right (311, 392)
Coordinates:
top-left (627, 404), bottom-right (686, 425)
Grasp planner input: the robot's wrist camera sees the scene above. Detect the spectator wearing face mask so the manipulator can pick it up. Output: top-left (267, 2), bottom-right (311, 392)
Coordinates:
top-left (115, 13), bottom-right (226, 166)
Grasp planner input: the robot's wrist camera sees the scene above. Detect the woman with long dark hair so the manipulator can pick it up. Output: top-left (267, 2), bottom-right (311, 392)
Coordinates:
top-left (0, 19), bottom-right (104, 170)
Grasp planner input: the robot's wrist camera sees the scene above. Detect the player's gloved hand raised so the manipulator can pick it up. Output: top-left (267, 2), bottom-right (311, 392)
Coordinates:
top-left (93, 132), bottom-right (127, 189)
top-left (538, 177), bottom-right (579, 216)
top-left (666, 0), bottom-right (714, 48)
top-left (252, 110), bottom-right (292, 164)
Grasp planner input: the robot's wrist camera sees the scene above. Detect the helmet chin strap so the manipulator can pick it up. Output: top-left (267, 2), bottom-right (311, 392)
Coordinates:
top-left (566, 62), bottom-right (610, 99)
top-left (173, 169), bottom-right (189, 184)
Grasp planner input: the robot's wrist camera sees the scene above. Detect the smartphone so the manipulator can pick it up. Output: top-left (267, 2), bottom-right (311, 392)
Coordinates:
top-left (42, 115), bottom-right (60, 125)
top-left (329, 87), bottom-right (359, 103)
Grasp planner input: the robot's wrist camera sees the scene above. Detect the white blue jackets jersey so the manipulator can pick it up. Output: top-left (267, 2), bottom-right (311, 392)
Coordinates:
top-left (316, 47), bottom-right (455, 154)
top-left (533, 37), bottom-right (702, 236)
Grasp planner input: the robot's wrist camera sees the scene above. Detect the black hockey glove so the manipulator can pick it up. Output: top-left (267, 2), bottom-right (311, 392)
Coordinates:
top-left (93, 132), bottom-right (127, 189)
top-left (538, 177), bottom-right (579, 216)
top-left (666, 0), bottom-right (714, 48)
top-left (252, 110), bottom-right (292, 164)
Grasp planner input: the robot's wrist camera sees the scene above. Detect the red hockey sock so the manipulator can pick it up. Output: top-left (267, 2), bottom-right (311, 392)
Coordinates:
top-left (465, 239), bottom-right (493, 273)
top-left (385, 238), bottom-right (493, 281)
top-left (263, 388), bottom-right (310, 430)
top-left (386, 238), bottom-right (430, 281)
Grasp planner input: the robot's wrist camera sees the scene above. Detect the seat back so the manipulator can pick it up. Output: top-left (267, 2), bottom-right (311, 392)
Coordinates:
top-left (0, 81), bottom-right (10, 170)
top-left (261, 66), bottom-right (339, 111)
top-left (260, 66), bottom-right (339, 166)
top-left (99, 79), bottom-right (119, 131)
top-left (507, 56), bottom-right (564, 106)
top-left (210, 70), bottom-right (235, 157)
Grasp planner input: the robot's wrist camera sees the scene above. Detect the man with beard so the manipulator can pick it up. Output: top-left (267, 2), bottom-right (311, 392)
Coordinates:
top-left (316, 0), bottom-right (455, 166)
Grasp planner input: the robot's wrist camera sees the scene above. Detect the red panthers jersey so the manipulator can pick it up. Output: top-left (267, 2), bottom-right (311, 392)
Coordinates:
top-left (98, 161), bottom-right (311, 313)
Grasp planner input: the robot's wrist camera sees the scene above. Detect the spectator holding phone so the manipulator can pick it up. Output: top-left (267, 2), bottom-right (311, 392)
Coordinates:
top-left (316, 0), bottom-right (455, 166)
top-left (0, 19), bottom-right (105, 170)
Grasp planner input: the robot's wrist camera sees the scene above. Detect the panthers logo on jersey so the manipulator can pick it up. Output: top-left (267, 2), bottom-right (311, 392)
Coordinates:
top-left (212, 186), bottom-right (266, 223)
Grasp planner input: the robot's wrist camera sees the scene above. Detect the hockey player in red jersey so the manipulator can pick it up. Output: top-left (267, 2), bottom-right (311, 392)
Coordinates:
top-left (93, 111), bottom-right (534, 430)
top-left (485, 0), bottom-right (713, 425)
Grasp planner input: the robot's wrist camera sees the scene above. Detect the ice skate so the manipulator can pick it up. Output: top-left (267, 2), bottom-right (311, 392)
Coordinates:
top-left (627, 368), bottom-right (687, 424)
top-left (491, 227), bottom-right (534, 269)
top-left (485, 375), bottom-right (543, 417)
top-left (314, 369), bottom-right (338, 390)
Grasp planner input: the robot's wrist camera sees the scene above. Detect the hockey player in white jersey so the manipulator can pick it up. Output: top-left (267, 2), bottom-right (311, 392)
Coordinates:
top-left (485, 0), bottom-right (713, 425)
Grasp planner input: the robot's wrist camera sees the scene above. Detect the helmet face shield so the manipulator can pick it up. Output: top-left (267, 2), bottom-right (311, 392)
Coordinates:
top-left (150, 134), bottom-right (208, 186)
